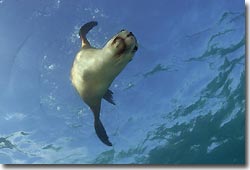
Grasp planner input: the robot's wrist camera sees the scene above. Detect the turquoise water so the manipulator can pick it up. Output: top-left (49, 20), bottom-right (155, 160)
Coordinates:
top-left (0, 0), bottom-right (245, 164)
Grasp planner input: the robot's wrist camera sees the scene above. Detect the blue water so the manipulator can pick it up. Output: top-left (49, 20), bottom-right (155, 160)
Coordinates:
top-left (0, 0), bottom-right (245, 164)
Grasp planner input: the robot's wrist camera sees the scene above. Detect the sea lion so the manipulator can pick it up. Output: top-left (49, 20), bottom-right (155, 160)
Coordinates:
top-left (70, 21), bottom-right (138, 146)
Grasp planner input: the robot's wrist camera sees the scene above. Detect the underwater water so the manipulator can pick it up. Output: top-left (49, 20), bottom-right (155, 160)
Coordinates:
top-left (0, 0), bottom-right (246, 164)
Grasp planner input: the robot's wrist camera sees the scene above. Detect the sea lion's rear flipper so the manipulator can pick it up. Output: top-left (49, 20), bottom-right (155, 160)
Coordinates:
top-left (79, 21), bottom-right (98, 48)
top-left (94, 118), bottom-right (112, 146)
top-left (91, 105), bottom-right (112, 146)
top-left (103, 89), bottom-right (116, 105)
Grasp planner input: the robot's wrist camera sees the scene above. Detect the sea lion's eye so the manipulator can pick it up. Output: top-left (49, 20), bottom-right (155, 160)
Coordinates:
top-left (133, 45), bottom-right (138, 52)
top-left (127, 32), bottom-right (134, 37)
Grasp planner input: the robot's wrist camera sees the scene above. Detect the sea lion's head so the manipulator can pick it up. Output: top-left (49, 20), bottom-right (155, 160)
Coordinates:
top-left (104, 29), bottom-right (138, 59)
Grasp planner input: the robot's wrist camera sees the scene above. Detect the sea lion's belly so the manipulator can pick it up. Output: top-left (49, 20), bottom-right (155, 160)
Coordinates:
top-left (71, 50), bottom-right (114, 104)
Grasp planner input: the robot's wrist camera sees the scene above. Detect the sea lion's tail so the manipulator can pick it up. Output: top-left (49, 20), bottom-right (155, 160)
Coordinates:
top-left (79, 21), bottom-right (98, 48)
top-left (94, 118), bottom-right (113, 146)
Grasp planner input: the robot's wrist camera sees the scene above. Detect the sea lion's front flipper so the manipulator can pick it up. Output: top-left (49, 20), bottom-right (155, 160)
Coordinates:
top-left (91, 105), bottom-right (112, 146)
top-left (79, 21), bottom-right (98, 48)
top-left (103, 89), bottom-right (116, 105)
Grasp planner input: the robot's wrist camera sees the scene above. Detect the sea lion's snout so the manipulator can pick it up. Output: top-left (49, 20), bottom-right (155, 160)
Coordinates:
top-left (124, 32), bottom-right (138, 53)
top-left (108, 29), bottom-right (138, 56)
